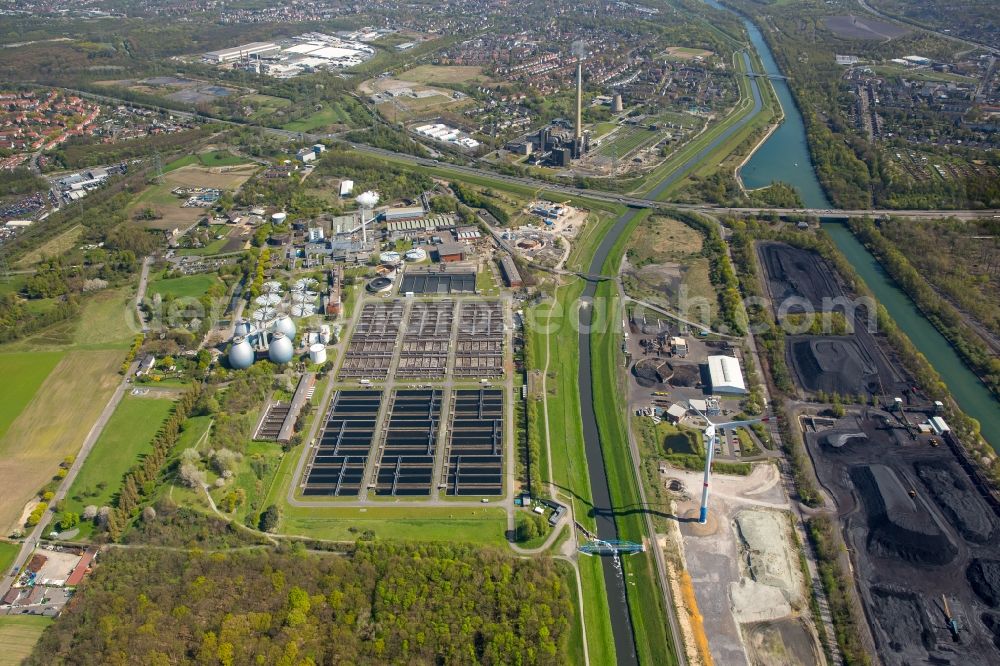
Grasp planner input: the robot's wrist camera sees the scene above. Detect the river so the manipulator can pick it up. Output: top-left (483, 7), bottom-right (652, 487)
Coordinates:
top-left (703, 0), bottom-right (998, 447)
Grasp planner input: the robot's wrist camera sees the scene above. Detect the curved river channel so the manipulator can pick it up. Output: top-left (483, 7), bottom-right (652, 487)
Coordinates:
top-left (587, 2), bottom-right (999, 665)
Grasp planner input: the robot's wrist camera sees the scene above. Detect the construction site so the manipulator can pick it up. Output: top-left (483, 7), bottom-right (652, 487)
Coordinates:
top-left (667, 464), bottom-right (826, 666)
top-left (805, 412), bottom-right (1000, 665)
top-left (297, 293), bottom-right (511, 501)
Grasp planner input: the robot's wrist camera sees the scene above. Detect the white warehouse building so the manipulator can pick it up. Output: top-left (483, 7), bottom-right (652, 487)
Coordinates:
top-left (205, 42), bottom-right (280, 63)
top-left (706, 355), bottom-right (748, 395)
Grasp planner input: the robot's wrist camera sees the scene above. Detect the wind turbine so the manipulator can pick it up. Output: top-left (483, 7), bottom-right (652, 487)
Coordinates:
top-left (689, 402), bottom-right (771, 524)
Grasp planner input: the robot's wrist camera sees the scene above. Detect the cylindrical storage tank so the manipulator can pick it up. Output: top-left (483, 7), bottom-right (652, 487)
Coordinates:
top-left (309, 343), bottom-right (327, 365)
top-left (228, 336), bottom-right (255, 370)
top-left (272, 313), bottom-right (297, 340)
top-left (404, 247), bottom-right (426, 262)
top-left (271, 212), bottom-right (287, 224)
top-left (268, 331), bottom-right (294, 364)
top-left (379, 250), bottom-right (401, 264)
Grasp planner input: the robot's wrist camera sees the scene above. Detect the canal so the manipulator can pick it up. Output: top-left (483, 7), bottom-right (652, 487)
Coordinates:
top-left (704, 0), bottom-right (999, 447)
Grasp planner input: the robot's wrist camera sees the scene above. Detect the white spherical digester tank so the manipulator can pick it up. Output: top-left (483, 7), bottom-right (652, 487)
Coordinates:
top-left (271, 312), bottom-right (297, 339)
top-left (228, 336), bottom-right (255, 369)
top-left (268, 331), bottom-right (294, 364)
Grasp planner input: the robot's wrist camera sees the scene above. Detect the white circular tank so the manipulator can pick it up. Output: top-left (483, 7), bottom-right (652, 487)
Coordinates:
top-left (268, 331), bottom-right (294, 364)
top-left (272, 313), bottom-right (297, 339)
top-left (228, 336), bottom-right (255, 370)
top-left (271, 212), bottom-right (287, 224)
top-left (379, 250), bottom-right (401, 264)
top-left (404, 248), bottom-right (427, 262)
top-left (309, 343), bottom-right (327, 365)
top-left (234, 319), bottom-right (252, 338)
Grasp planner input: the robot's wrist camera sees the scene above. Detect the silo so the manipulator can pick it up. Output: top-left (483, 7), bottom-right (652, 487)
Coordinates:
top-left (309, 343), bottom-right (327, 365)
top-left (228, 336), bottom-right (255, 370)
top-left (268, 331), bottom-right (294, 364)
top-left (271, 212), bottom-right (287, 224)
top-left (272, 313), bottom-right (297, 340)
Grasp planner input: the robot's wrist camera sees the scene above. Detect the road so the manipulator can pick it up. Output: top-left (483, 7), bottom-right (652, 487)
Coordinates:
top-left (134, 256), bottom-right (152, 332)
top-left (0, 360), bottom-right (138, 600)
top-left (56, 87), bottom-right (1000, 222)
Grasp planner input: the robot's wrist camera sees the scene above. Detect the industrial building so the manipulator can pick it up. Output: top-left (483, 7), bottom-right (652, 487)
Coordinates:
top-left (205, 42), bottom-right (280, 63)
top-left (499, 254), bottom-right (523, 288)
top-left (434, 242), bottom-right (467, 263)
top-left (705, 355), bottom-right (747, 395)
top-left (382, 206), bottom-right (425, 222)
top-left (399, 269), bottom-right (476, 295)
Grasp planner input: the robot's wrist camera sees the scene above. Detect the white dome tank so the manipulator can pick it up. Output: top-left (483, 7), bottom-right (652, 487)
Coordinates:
top-left (234, 319), bottom-right (252, 338)
top-left (309, 343), bottom-right (327, 365)
top-left (272, 313), bottom-right (297, 340)
top-left (228, 336), bottom-right (255, 370)
top-left (379, 251), bottom-right (401, 264)
top-left (271, 212), bottom-right (287, 224)
top-left (268, 331), bottom-right (294, 364)
top-left (404, 247), bottom-right (426, 262)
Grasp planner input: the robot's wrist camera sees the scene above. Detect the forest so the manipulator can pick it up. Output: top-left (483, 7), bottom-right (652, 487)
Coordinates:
top-left (29, 544), bottom-right (572, 665)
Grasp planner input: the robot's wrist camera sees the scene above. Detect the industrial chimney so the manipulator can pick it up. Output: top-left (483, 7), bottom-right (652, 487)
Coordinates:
top-left (575, 61), bottom-right (583, 143)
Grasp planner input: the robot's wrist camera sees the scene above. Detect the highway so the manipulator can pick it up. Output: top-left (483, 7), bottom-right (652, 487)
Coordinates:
top-left (58, 87), bottom-right (999, 222)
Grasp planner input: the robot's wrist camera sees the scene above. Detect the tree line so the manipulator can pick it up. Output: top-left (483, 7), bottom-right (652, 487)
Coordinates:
top-left (29, 543), bottom-right (572, 665)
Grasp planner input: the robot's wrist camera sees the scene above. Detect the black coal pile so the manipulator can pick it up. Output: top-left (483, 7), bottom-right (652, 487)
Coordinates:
top-left (967, 559), bottom-right (1000, 608)
top-left (851, 465), bottom-right (957, 566)
top-left (632, 358), bottom-right (668, 388)
top-left (870, 587), bottom-right (935, 654)
top-left (916, 461), bottom-right (996, 544)
top-left (982, 613), bottom-right (1000, 650)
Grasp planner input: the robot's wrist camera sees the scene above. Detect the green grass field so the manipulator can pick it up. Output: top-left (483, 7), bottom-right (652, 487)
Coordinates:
top-left (0, 615), bottom-right (52, 666)
top-left (279, 505), bottom-right (508, 545)
top-left (1, 287), bottom-right (137, 353)
top-left (0, 349), bottom-right (124, 534)
top-left (597, 125), bottom-right (659, 158)
top-left (165, 150), bottom-right (248, 172)
top-left (282, 102), bottom-right (354, 132)
top-left (0, 540), bottom-right (20, 576)
top-left (63, 396), bottom-right (174, 536)
top-left (0, 352), bottom-right (63, 440)
top-left (148, 273), bottom-right (220, 299)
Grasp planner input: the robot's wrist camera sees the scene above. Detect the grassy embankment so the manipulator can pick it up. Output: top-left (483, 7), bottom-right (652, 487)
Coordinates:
top-left (588, 208), bottom-right (681, 665)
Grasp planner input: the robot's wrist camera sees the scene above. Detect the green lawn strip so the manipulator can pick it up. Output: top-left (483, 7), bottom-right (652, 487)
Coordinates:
top-left (0, 615), bottom-right (52, 665)
top-left (0, 351), bottom-right (63, 440)
top-left (0, 540), bottom-right (20, 575)
top-left (556, 560), bottom-right (588, 666)
top-left (148, 273), bottom-right (221, 299)
top-left (279, 505), bottom-right (508, 545)
top-left (177, 415), bottom-right (212, 451)
top-left (578, 554), bottom-right (618, 666)
top-left (63, 396), bottom-right (175, 537)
